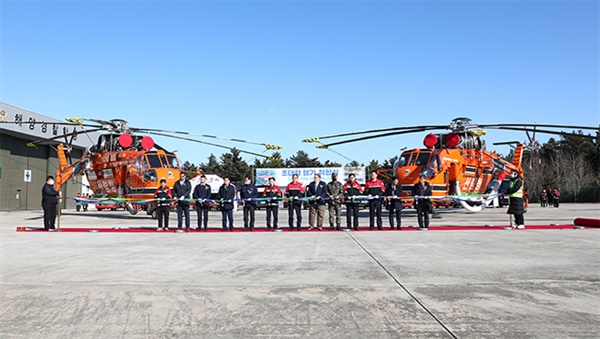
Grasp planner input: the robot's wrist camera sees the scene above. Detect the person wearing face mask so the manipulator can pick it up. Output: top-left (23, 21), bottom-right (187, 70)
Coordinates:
top-left (173, 172), bottom-right (192, 231)
top-left (42, 175), bottom-right (61, 231)
top-left (506, 169), bottom-right (526, 229)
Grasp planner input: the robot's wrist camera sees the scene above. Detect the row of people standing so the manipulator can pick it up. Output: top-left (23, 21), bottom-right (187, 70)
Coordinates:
top-left (260, 171), bottom-right (432, 231)
top-left (155, 171), bottom-right (434, 232)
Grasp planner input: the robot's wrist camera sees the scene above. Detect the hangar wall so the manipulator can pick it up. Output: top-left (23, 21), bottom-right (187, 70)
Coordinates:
top-left (0, 102), bottom-right (93, 211)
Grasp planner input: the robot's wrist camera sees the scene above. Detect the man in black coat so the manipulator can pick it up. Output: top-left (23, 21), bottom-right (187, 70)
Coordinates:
top-left (385, 177), bottom-right (403, 230)
top-left (193, 175), bottom-right (212, 231)
top-left (173, 172), bottom-right (192, 230)
top-left (412, 174), bottom-right (432, 229)
top-left (218, 177), bottom-right (236, 231)
top-left (41, 175), bottom-right (61, 231)
top-left (240, 176), bottom-right (258, 231)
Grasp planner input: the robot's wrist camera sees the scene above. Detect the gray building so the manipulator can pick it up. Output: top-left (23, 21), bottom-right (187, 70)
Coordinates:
top-left (0, 101), bottom-right (99, 211)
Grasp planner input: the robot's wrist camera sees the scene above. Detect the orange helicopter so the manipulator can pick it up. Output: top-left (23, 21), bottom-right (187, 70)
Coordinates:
top-left (6, 118), bottom-right (281, 217)
top-left (304, 117), bottom-right (598, 212)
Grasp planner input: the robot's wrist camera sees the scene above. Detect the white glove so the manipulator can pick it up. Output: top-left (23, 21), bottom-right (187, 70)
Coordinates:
top-left (272, 197), bottom-right (278, 200)
top-left (393, 195), bottom-right (397, 199)
top-left (316, 196), bottom-right (321, 200)
top-left (246, 198), bottom-right (252, 201)
top-left (161, 198), bottom-right (166, 201)
top-left (179, 196), bottom-right (184, 201)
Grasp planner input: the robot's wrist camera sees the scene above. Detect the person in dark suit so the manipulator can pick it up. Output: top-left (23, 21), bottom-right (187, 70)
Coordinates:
top-left (173, 172), bottom-right (192, 231)
top-left (385, 177), bottom-right (403, 230)
top-left (240, 176), bottom-right (258, 231)
top-left (412, 174), bottom-right (432, 229)
top-left (41, 175), bottom-right (61, 231)
top-left (306, 174), bottom-right (328, 231)
top-left (193, 175), bottom-right (212, 231)
top-left (218, 177), bottom-right (236, 231)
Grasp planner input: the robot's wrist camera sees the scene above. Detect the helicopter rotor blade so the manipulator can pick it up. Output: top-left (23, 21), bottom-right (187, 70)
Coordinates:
top-left (146, 131), bottom-right (272, 159)
top-left (525, 127), bottom-right (532, 144)
top-left (320, 128), bottom-right (434, 148)
top-left (491, 126), bottom-right (598, 139)
top-left (492, 141), bottom-right (521, 146)
top-left (26, 128), bottom-right (104, 147)
top-left (479, 123), bottom-right (597, 130)
top-left (302, 124), bottom-right (448, 142)
top-left (134, 127), bottom-right (283, 151)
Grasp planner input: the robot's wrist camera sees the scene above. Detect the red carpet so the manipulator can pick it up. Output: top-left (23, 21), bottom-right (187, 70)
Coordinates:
top-left (16, 225), bottom-right (586, 233)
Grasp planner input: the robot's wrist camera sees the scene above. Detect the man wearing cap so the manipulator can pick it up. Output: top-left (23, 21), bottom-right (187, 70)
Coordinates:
top-left (41, 175), bottom-right (61, 231)
top-left (326, 172), bottom-right (344, 230)
top-left (506, 169), bottom-right (526, 229)
top-left (154, 178), bottom-right (173, 231)
top-left (412, 174), bottom-right (432, 229)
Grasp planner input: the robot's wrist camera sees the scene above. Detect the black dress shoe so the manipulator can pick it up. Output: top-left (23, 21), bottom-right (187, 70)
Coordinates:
top-left (328, 226), bottom-right (334, 230)
top-left (336, 226), bottom-right (341, 230)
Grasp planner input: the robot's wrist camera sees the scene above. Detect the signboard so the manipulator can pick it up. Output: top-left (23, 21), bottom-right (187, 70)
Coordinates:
top-left (255, 167), bottom-right (366, 186)
top-left (0, 102), bottom-right (100, 149)
top-left (189, 174), bottom-right (224, 195)
top-left (24, 169), bottom-right (32, 182)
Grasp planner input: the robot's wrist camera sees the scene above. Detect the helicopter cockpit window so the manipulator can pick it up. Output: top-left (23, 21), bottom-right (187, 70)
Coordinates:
top-left (146, 154), bottom-right (162, 169)
top-left (396, 155), bottom-right (409, 168)
top-left (412, 152), bottom-right (431, 166)
top-left (143, 169), bottom-right (158, 182)
top-left (166, 155), bottom-right (180, 169)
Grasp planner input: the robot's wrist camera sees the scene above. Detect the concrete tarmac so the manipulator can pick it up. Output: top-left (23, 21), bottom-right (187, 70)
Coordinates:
top-left (1, 204), bottom-right (599, 338)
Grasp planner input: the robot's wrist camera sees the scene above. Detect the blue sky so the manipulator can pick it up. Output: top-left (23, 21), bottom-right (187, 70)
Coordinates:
top-left (1, 0), bottom-right (598, 166)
